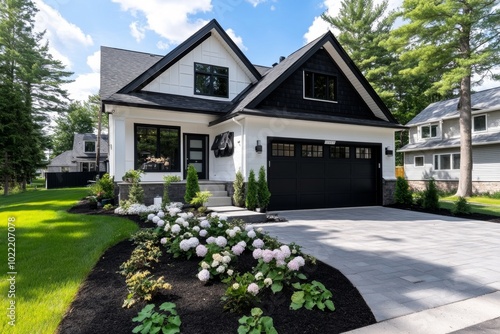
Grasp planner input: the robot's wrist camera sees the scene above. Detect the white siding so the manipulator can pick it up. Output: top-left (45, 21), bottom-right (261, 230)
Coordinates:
top-left (143, 35), bottom-right (253, 100)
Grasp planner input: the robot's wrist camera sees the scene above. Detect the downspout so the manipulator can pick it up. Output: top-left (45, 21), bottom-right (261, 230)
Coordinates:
top-left (232, 117), bottom-right (245, 178)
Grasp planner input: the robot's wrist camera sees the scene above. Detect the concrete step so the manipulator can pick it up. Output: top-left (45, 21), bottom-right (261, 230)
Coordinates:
top-left (200, 184), bottom-right (226, 192)
top-left (208, 190), bottom-right (228, 197)
top-left (209, 205), bottom-right (267, 224)
top-left (206, 196), bottom-right (232, 207)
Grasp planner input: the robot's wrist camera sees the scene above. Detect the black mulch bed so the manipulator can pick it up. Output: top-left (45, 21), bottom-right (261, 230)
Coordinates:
top-left (58, 200), bottom-right (500, 334)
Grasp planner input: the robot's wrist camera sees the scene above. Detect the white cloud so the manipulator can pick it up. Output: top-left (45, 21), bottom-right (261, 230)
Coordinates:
top-left (130, 22), bottom-right (146, 42)
top-left (246, 0), bottom-right (267, 7)
top-left (87, 50), bottom-right (101, 73)
top-left (156, 41), bottom-right (170, 50)
top-left (112, 0), bottom-right (212, 46)
top-left (64, 72), bottom-right (100, 102)
top-left (225, 28), bottom-right (247, 51)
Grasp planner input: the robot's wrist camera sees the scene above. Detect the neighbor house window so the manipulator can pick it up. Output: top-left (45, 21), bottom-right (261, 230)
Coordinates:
top-left (135, 124), bottom-right (180, 172)
top-left (84, 141), bottom-right (96, 153)
top-left (355, 147), bottom-right (372, 159)
top-left (301, 144), bottom-right (323, 158)
top-left (271, 143), bottom-right (295, 157)
top-left (330, 146), bottom-right (350, 159)
top-left (434, 153), bottom-right (460, 170)
top-left (473, 115), bottom-right (486, 132)
top-left (304, 71), bottom-right (337, 102)
top-left (420, 124), bottom-right (438, 139)
top-left (194, 63), bottom-right (228, 98)
top-left (414, 156), bottom-right (424, 167)
top-left (61, 167), bottom-right (70, 173)
top-left (81, 162), bottom-right (96, 172)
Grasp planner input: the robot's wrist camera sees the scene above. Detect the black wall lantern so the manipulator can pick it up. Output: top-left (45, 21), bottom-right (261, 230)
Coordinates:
top-left (385, 146), bottom-right (393, 156)
top-left (255, 140), bottom-right (263, 154)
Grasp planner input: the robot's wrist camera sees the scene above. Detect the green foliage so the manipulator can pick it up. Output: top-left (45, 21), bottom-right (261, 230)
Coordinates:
top-left (422, 179), bottom-right (439, 211)
top-left (97, 173), bottom-right (115, 199)
top-left (290, 281), bottom-right (335, 312)
top-left (190, 190), bottom-right (212, 209)
top-left (394, 177), bottom-right (413, 205)
top-left (128, 181), bottom-right (145, 205)
top-left (184, 164), bottom-right (200, 204)
top-left (103, 204), bottom-right (114, 211)
top-left (245, 170), bottom-right (258, 211)
top-left (233, 170), bottom-right (246, 207)
top-left (119, 241), bottom-right (162, 278)
top-left (452, 197), bottom-right (471, 216)
top-left (131, 228), bottom-right (160, 245)
top-left (257, 166), bottom-right (271, 209)
top-left (238, 308), bottom-right (278, 334)
top-left (222, 272), bottom-right (260, 313)
top-left (162, 175), bottom-right (181, 206)
top-left (123, 270), bottom-right (172, 308)
top-left (253, 258), bottom-right (307, 294)
top-left (132, 302), bottom-right (181, 334)
top-left (123, 169), bottom-right (144, 183)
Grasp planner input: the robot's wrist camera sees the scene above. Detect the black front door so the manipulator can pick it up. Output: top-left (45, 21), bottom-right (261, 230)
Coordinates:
top-left (184, 134), bottom-right (208, 179)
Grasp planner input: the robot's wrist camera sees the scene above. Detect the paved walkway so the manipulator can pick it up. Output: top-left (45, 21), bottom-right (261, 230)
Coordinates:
top-left (255, 207), bottom-right (500, 333)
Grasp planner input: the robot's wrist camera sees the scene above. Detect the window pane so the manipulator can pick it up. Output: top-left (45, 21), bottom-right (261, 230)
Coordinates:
top-left (213, 66), bottom-right (228, 75)
top-left (304, 71), bottom-right (337, 101)
top-left (194, 63), bottom-right (228, 97)
top-left (212, 75), bottom-right (228, 97)
top-left (272, 143), bottom-right (295, 157)
top-left (421, 126), bottom-right (430, 138)
top-left (415, 156), bottom-right (424, 166)
top-left (452, 154), bottom-right (460, 170)
top-left (330, 146), bottom-right (350, 159)
top-left (434, 155), bottom-right (439, 170)
top-left (356, 147), bottom-right (372, 159)
top-left (474, 115), bottom-right (486, 132)
top-left (304, 72), bottom-right (313, 98)
top-left (195, 73), bottom-right (211, 95)
top-left (159, 128), bottom-right (179, 170)
top-left (85, 141), bottom-right (96, 152)
top-left (328, 78), bottom-right (336, 101)
top-left (135, 125), bottom-right (179, 172)
top-left (431, 125), bottom-right (438, 137)
top-left (440, 155), bottom-right (451, 170)
top-left (302, 144), bottom-right (323, 158)
top-left (314, 74), bottom-right (327, 100)
top-left (195, 63), bottom-right (210, 73)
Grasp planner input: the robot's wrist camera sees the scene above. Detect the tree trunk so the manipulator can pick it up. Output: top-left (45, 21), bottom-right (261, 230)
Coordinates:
top-left (456, 75), bottom-right (473, 197)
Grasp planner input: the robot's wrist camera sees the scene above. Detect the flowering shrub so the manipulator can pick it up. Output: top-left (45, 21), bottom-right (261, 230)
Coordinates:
top-left (123, 270), bottom-right (172, 308)
top-left (118, 241), bottom-right (162, 278)
top-left (221, 272), bottom-right (260, 313)
top-left (115, 203), bottom-right (162, 215)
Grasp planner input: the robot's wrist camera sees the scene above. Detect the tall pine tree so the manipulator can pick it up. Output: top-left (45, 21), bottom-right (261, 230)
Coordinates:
top-left (387, 0), bottom-right (500, 197)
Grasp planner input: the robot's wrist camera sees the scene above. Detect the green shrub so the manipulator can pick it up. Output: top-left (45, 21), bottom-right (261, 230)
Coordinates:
top-left (452, 197), bottom-right (471, 215)
top-left (162, 175), bottom-right (181, 206)
top-left (233, 170), bottom-right (245, 207)
top-left (190, 190), bottom-right (212, 209)
top-left (123, 270), bottom-right (172, 308)
top-left (290, 281), bottom-right (335, 311)
top-left (184, 164), bottom-right (200, 204)
top-left (245, 169), bottom-right (258, 211)
top-left (128, 181), bottom-right (145, 204)
top-left (394, 177), bottom-right (413, 205)
top-left (122, 169), bottom-right (143, 182)
top-left (221, 272), bottom-right (260, 313)
top-left (257, 166), bottom-right (271, 209)
top-left (238, 308), bottom-right (277, 334)
top-left (97, 173), bottom-right (115, 199)
top-left (119, 241), bottom-right (162, 278)
top-left (132, 302), bottom-right (181, 334)
top-left (422, 178), bottom-right (439, 211)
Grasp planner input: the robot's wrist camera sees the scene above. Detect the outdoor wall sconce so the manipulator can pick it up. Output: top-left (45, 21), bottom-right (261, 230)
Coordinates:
top-left (385, 146), bottom-right (393, 156)
top-left (255, 140), bottom-right (263, 154)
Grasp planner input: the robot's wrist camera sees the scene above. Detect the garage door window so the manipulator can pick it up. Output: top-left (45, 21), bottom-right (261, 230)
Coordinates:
top-left (301, 144), bottom-right (323, 158)
top-left (272, 143), bottom-right (295, 157)
top-left (356, 147), bottom-right (372, 159)
top-left (330, 146), bottom-right (350, 159)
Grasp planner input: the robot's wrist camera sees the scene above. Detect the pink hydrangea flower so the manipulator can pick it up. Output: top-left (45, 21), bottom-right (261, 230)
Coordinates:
top-left (247, 283), bottom-right (260, 296)
top-left (232, 244), bottom-right (245, 256)
top-left (287, 259), bottom-right (300, 271)
top-left (262, 250), bottom-right (274, 263)
top-left (216, 236), bottom-right (227, 247)
top-left (253, 248), bottom-right (263, 259)
top-left (157, 220), bottom-right (165, 227)
top-left (200, 220), bottom-right (210, 228)
top-left (199, 229), bottom-right (208, 237)
top-left (206, 236), bottom-right (216, 244)
top-left (294, 256), bottom-right (305, 267)
top-left (252, 239), bottom-right (264, 249)
top-left (196, 244), bottom-right (208, 257)
top-left (197, 269), bottom-right (210, 282)
top-left (280, 245), bottom-right (291, 258)
top-left (160, 237), bottom-right (167, 245)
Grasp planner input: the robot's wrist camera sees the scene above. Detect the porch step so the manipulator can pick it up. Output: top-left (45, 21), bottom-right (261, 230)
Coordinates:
top-left (200, 184), bottom-right (226, 192)
top-left (207, 196), bottom-right (232, 206)
top-left (200, 183), bottom-right (232, 207)
top-left (209, 206), bottom-right (267, 224)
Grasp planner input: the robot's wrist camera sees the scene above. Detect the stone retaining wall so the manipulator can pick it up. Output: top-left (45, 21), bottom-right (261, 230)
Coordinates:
top-left (407, 180), bottom-right (500, 194)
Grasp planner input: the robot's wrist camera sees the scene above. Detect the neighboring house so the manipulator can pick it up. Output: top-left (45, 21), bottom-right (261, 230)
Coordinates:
top-left (47, 133), bottom-right (108, 172)
top-left (399, 86), bottom-right (500, 193)
top-left (101, 19), bottom-right (403, 210)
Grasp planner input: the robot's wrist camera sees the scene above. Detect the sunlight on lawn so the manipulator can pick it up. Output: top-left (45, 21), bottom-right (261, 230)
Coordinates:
top-left (0, 188), bottom-right (137, 334)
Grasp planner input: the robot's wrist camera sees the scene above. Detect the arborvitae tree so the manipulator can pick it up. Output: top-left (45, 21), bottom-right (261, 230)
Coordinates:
top-left (245, 169), bottom-right (258, 211)
top-left (387, 0), bottom-right (500, 197)
top-left (128, 180), bottom-right (144, 205)
top-left (394, 177), bottom-right (413, 206)
top-left (233, 170), bottom-right (245, 207)
top-left (422, 179), bottom-right (439, 211)
top-left (184, 164), bottom-right (200, 204)
top-left (257, 166), bottom-right (271, 210)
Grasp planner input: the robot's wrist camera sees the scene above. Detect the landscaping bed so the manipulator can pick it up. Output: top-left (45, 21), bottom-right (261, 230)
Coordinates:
top-left (57, 200), bottom-right (376, 334)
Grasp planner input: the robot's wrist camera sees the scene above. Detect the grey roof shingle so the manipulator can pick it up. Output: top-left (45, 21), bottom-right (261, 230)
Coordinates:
top-left (399, 131), bottom-right (500, 152)
top-left (406, 87), bottom-right (500, 126)
top-left (72, 133), bottom-right (108, 158)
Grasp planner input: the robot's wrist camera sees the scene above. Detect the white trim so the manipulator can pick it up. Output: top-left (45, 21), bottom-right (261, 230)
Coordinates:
top-left (433, 152), bottom-right (460, 171)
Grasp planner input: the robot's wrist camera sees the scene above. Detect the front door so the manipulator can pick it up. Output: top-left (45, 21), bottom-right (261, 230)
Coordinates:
top-left (184, 134), bottom-right (208, 179)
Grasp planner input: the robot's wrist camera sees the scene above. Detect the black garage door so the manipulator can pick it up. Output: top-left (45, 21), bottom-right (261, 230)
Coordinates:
top-left (268, 139), bottom-right (382, 211)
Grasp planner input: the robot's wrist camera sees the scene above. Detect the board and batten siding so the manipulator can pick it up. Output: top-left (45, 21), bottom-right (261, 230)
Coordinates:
top-left (142, 35), bottom-right (253, 101)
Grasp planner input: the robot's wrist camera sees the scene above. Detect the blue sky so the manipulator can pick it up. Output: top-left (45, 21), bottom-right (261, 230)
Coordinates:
top-left (33, 0), bottom-right (496, 102)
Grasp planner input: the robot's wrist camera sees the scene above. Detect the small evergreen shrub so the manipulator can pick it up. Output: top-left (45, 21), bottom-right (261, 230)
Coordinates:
top-left (162, 175), bottom-right (181, 206)
top-left (394, 177), bottom-right (413, 206)
top-left (184, 164), bottom-right (200, 204)
top-left (452, 197), bottom-right (471, 215)
top-left (422, 178), bottom-right (439, 211)
top-left (190, 190), bottom-right (212, 209)
top-left (245, 169), bottom-right (258, 211)
top-left (257, 166), bottom-right (271, 210)
top-left (128, 181), bottom-right (145, 204)
top-left (233, 170), bottom-right (245, 207)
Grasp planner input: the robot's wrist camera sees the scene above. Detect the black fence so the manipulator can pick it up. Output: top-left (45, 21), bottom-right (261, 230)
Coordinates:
top-left (45, 172), bottom-right (106, 189)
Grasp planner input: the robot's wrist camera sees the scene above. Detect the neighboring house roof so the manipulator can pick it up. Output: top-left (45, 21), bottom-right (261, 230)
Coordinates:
top-left (73, 133), bottom-right (108, 159)
top-left (101, 19), bottom-right (402, 129)
top-left (399, 131), bottom-right (500, 152)
top-left (48, 150), bottom-right (75, 168)
top-left (406, 86), bottom-right (500, 126)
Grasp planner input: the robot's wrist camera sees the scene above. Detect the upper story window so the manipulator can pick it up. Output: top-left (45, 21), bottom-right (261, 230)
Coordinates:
top-left (473, 115), bottom-right (486, 132)
top-left (420, 124), bottom-right (438, 139)
top-left (84, 141), bottom-right (96, 153)
top-left (194, 63), bottom-right (228, 98)
top-left (304, 71), bottom-right (337, 102)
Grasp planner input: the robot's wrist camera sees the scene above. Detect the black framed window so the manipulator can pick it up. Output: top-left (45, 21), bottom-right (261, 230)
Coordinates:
top-left (301, 144), bottom-right (323, 158)
top-left (81, 162), bottom-right (96, 172)
top-left (84, 141), bottom-right (96, 153)
top-left (356, 147), bottom-right (372, 159)
top-left (330, 146), bottom-right (350, 159)
top-left (194, 63), bottom-right (228, 97)
top-left (414, 156), bottom-right (424, 167)
top-left (135, 124), bottom-right (180, 172)
top-left (304, 71), bottom-right (337, 101)
top-left (271, 143), bottom-right (295, 157)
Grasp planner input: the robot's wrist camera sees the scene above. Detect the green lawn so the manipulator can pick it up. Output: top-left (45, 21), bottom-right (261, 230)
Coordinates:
top-left (440, 196), bottom-right (500, 217)
top-left (0, 188), bottom-right (138, 334)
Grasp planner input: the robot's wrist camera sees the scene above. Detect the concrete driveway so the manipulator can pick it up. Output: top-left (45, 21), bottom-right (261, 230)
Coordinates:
top-left (256, 206), bottom-right (500, 333)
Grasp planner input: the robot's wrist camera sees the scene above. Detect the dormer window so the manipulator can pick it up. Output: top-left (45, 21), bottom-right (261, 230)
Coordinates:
top-left (84, 141), bottom-right (96, 153)
top-left (304, 71), bottom-right (337, 102)
top-left (194, 63), bottom-right (228, 98)
top-left (473, 115), bottom-right (486, 132)
top-left (420, 124), bottom-right (438, 139)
